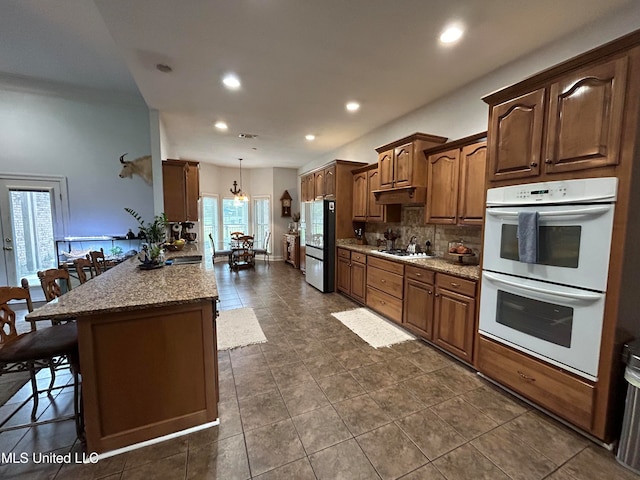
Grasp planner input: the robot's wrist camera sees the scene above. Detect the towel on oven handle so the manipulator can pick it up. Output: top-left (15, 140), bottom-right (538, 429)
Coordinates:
top-left (517, 211), bottom-right (538, 263)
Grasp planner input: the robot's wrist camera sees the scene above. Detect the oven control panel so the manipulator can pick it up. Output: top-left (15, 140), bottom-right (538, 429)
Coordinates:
top-left (486, 177), bottom-right (618, 206)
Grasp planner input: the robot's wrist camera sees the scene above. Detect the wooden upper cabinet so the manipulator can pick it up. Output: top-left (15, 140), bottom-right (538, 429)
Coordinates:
top-left (426, 148), bottom-right (460, 224)
top-left (423, 134), bottom-right (486, 226)
top-left (351, 165), bottom-right (401, 223)
top-left (300, 173), bottom-right (315, 202)
top-left (314, 170), bottom-right (325, 199)
top-left (324, 165), bottom-right (336, 197)
top-left (545, 57), bottom-right (627, 174)
top-left (488, 89), bottom-right (545, 182)
top-left (162, 159), bottom-right (199, 222)
top-left (458, 141), bottom-right (487, 225)
top-left (352, 171), bottom-right (368, 221)
top-left (378, 150), bottom-right (395, 189)
top-left (393, 143), bottom-right (413, 188)
top-left (366, 169), bottom-right (385, 222)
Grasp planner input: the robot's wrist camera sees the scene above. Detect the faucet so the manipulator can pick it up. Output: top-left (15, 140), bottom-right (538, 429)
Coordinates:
top-left (408, 236), bottom-right (417, 253)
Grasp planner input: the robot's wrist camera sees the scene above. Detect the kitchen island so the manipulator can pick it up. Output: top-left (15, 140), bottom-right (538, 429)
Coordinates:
top-left (26, 246), bottom-right (219, 455)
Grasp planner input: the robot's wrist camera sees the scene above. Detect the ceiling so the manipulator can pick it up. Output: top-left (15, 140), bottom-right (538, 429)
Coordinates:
top-left (0, 0), bottom-right (635, 169)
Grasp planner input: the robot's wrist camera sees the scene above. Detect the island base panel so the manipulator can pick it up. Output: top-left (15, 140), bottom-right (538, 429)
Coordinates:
top-left (78, 300), bottom-right (218, 453)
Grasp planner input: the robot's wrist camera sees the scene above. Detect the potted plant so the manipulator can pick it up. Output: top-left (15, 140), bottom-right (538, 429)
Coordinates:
top-left (125, 208), bottom-right (168, 264)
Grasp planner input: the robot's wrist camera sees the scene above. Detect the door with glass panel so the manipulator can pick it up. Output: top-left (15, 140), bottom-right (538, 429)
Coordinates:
top-left (0, 176), bottom-right (68, 301)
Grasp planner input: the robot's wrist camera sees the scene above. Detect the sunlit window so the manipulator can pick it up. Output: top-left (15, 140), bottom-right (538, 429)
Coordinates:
top-left (202, 195), bottom-right (220, 257)
top-left (222, 197), bottom-right (249, 244)
top-left (252, 196), bottom-right (271, 251)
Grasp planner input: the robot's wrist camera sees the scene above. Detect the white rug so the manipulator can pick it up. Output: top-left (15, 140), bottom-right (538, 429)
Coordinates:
top-left (331, 308), bottom-right (416, 349)
top-left (217, 307), bottom-right (267, 351)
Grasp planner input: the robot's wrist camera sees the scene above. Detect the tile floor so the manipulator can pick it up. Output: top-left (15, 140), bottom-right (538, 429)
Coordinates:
top-left (0, 261), bottom-right (639, 479)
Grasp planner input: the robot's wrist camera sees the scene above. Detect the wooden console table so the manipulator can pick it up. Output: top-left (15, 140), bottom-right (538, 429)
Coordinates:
top-left (283, 234), bottom-right (300, 268)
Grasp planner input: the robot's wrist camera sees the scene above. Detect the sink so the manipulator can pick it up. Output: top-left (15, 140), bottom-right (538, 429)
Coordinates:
top-left (170, 255), bottom-right (202, 265)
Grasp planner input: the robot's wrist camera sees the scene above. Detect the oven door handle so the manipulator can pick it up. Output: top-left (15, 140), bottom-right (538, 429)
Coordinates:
top-left (483, 272), bottom-right (602, 301)
top-left (486, 205), bottom-right (611, 219)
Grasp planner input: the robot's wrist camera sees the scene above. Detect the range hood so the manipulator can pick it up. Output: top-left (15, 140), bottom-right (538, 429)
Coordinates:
top-left (372, 186), bottom-right (426, 205)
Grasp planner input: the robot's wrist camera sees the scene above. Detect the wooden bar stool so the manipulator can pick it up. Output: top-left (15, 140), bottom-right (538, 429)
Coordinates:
top-left (0, 279), bottom-right (81, 437)
top-left (72, 256), bottom-right (95, 284)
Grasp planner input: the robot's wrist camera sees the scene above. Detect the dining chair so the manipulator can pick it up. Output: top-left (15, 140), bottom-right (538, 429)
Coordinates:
top-left (0, 279), bottom-right (81, 435)
top-left (72, 256), bottom-right (95, 284)
top-left (208, 233), bottom-right (232, 264)
top-left (253, 230), bottom-right (271, 263)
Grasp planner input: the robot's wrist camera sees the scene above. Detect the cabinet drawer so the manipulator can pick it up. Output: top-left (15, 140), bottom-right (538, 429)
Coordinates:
top-left (366, 286), bottom-right (403, 324)
top-left (436, 273), bottom-right (476, 297)
top-left (351, 252), bottom-right (367, 264)
top-left (368, 256), bottom-right (404, 275)
top-left (337, 248), bottom-right (351, 260)
top-left (477, 336), bottom-right (594, 431)
top-left (367, 266), bottom-right (403, 299)
top-left (405, 266), bottom-right (435, 284)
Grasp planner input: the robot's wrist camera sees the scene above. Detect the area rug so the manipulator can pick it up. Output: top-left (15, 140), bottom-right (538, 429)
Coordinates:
top-left (217, 307), bottom-right (267, 351)
top-left (331, 307), bottom-right (416, 348)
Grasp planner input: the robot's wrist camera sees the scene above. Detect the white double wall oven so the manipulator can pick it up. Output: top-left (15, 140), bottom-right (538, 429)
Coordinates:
top-left (480, 177), bottom-right (618, 381)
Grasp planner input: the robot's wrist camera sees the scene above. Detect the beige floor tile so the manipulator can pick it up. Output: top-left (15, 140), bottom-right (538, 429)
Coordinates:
top-left (333, 394), bottom-right (392, 436)
top-left (186, 433), bottom-right (250, 480)
top-left (432, 444), bottom-right (510, 480)
top-left (244, 418), bottom-right (306, 477)
top-left (291, 405), bottom-right (352, 454)
top-left (396, 409), bottom-right (467, 461)
top-left (309, 438), bottom-right (381, 480)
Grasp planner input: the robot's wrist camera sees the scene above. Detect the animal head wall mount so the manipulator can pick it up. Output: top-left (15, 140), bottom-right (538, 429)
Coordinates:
top-left (119, 153), bottom-right (153, 185)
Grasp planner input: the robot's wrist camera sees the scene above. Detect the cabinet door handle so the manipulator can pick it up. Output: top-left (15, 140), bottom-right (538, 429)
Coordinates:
top-left (380, 300), bottom-right (386, 305)
top-left (450, 282), bottom-right (460, 287)
top-left (415, 273), bottom-right (422, 277)
top-left (428, 290), bottom-right (432, 295)
top-left (517, 370), bottom-right (536, 383)
top-left (530, 162), bottom-right (538, 167)
top-left (381, 279), bottom-right (386, 283)
top-left (545, 159), bottom-right (553, 164)
top-left (435, 293), bottom-right (440, 297)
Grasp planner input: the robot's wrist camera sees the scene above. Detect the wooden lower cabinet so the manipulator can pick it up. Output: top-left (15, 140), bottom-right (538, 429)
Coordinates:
top-left (366, 256), bottom-right (404, 323)
top-left (337, 248), bottom-right (366, 303)
top-left (477, 336), bottom-right (594, 431)
top-left (403, 266), bottom-right (435, 339)
top-left (433, 273), bottom-right (476, 363)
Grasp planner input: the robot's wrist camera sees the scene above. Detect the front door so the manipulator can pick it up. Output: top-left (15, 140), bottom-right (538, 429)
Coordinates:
top-left (0, 175), bottom-right (68, 301)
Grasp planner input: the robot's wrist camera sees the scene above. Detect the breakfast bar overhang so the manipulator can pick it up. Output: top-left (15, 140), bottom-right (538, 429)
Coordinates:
top-left (26, 251), bottom-right (219, 454)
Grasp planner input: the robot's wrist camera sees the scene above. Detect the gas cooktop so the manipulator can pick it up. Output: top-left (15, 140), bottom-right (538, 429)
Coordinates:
top-left (376, 249), bottom-right (436, 259)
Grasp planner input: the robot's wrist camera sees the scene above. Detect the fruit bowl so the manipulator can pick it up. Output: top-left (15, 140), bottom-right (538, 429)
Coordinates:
top-left (164, 242), bottom-right (185, 251)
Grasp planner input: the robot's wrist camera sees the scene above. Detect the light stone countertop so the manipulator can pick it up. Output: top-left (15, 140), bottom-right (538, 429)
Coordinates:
top-left (27, 243), bottom-right (218, 321)
top-left (338, 244), bottom-right (480, 281)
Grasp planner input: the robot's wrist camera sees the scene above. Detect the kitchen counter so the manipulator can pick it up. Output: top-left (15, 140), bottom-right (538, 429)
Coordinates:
top-left (338, 244), bottom-right (480, 281)
top-left (27, 244), bottom-right (217, 322)
top-left (27, 243), bottom-right (219, 455)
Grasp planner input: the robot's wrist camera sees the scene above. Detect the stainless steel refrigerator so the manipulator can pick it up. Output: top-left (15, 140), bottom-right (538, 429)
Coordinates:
top-left (304, 199), bottom-right (336, 292)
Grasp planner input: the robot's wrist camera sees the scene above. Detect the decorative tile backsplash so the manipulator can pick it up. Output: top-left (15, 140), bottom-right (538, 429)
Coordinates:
top-left (361, 206), bottom-right (482, 263)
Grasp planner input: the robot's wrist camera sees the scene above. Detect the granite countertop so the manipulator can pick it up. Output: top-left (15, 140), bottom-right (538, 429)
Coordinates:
top-left (338, 244), bottom-right (480, 281)
top-left (27, 243), bottom-right (218, 321)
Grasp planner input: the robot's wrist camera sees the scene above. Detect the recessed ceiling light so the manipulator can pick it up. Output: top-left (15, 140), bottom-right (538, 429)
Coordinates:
top-left (214, 121), bottom-right (228, 130)
top-left (222, 73), bottom-right (241, 90)
top-left (346, 101), bottom-right (360, 112)
top-left (440, 25), bottom-right (463, 44)
top-left (305, 134), bottom-right (316, 141)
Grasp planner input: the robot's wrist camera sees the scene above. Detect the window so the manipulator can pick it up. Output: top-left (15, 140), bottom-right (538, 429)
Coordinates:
top-left (201, 195), bottom-right (219, 258)
top-left (222, 197), bottom-right (249, 243)
top-left (253, 196), bottom-right (271, 250)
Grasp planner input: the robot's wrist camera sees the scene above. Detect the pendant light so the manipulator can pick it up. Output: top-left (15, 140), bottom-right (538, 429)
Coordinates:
top-left (230, 158), bottom-right (248, 206)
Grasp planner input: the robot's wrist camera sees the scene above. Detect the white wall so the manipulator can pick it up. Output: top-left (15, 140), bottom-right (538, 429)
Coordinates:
top-left (301, 2), bottom-right (640, 173)
top-left (0, 76), bottom-right (153, 237)
top-left (198, 163), bottom-right (298, 258)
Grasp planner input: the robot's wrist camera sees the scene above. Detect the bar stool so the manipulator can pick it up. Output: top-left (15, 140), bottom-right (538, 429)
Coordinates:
top-left (0, 279), bottom-right (81, 437)
top-left (72, 256), bottom-right (95, 284)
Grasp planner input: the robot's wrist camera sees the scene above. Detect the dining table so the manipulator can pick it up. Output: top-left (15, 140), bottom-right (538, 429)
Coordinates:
top-left (25, 244), bottom-right (220, 456)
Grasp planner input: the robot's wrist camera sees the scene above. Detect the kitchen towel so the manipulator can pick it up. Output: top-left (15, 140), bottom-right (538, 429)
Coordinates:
top-left (517, 211), bottom-right (538, 263)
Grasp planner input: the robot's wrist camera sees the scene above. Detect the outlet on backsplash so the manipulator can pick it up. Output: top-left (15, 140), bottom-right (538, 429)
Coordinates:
top-left (363, 206), bottom-right (481, 262)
